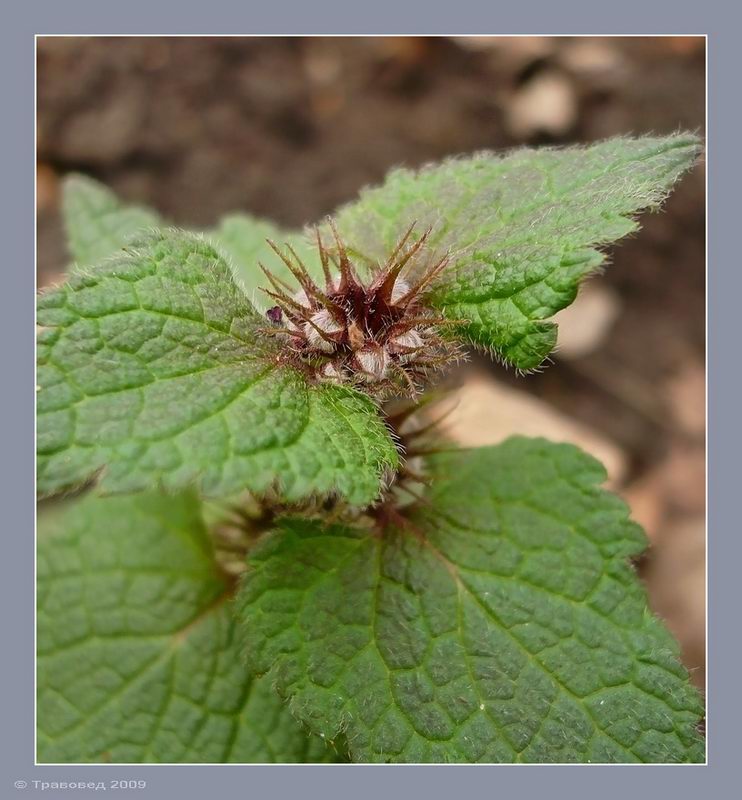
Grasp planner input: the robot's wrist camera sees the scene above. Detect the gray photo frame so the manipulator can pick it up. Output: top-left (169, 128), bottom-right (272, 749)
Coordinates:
top-left (3, 2), bottom-right (733, 797)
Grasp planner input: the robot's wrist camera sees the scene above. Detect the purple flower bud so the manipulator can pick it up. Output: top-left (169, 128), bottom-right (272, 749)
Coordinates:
top-left (266, 306), bottom-right (283, 324)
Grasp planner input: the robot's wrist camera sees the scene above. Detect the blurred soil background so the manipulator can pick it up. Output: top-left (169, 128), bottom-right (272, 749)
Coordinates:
top-left (36, 36), bottom-right (706, 687)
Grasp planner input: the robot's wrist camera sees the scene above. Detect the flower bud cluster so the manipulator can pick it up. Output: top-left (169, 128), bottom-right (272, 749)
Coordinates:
top-left (262, 220), bottom-right (462, 397)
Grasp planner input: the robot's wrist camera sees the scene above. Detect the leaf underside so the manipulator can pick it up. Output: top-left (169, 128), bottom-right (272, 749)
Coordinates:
top-left (37, 490), bottom-right (339, 763)
top-left (239, 438), bottom-right (705, 763)
top-left (332, 134), bottom-right (702, 370)
top-left (37, 229), bottom-right (398, 506)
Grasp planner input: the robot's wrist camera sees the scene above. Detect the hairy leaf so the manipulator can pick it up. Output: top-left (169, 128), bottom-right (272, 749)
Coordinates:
top-left (239, 438), bottom-right (704, 763)
top-left (37, 229), bottom-right (398, 505)
top-left (333, 134), bottom-right (702, 369)
top-left (61, 175), bottom-right (320, 303)
top-left (62, 174), bottom-right (161, 270)
top-left (37, 490), bottom-right (338, 763)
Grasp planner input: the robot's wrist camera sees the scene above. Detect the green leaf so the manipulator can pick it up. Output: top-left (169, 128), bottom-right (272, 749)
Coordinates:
top-left (37, 490), bottom-right (338, 763)
top-left (333, 134), bottom-right (702, 370)
top-left (37, 229), bottom-right (398, 505)
top-left (61, 174), bottom-right (318, 304)
top-left (214, 215), bottom-right (323, 308)
top-left (238, 438), bottom-right (704, 763)
top-left (62, 174), bottom-right (161, 270)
